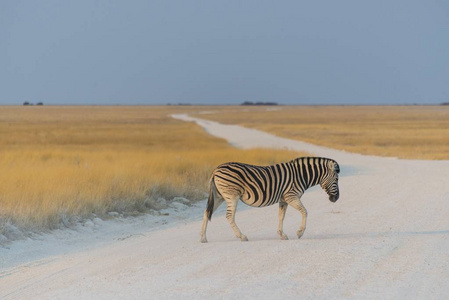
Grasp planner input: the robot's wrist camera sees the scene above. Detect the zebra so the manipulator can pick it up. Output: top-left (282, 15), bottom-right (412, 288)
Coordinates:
top-left (200, 157), bottom-right (340, 243)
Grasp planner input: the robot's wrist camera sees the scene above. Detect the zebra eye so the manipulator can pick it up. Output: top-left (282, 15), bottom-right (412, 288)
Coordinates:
top-left (335, 165), bottom-right (340, 174)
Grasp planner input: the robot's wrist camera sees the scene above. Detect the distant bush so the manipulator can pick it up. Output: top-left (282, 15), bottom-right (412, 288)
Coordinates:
top-left (167, 103), bottom-right (192, 106)
top-left (23, 102), bottom-right (44, 106)
top-left (241, 101), bottom-right (278, 106)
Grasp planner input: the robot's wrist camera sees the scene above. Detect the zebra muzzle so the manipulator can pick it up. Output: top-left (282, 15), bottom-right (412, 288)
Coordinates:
top-left (329, 192), bottom-right (339, 202)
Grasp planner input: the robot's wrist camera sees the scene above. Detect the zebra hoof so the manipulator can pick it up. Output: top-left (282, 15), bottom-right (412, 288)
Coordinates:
top-left (240, 235), bottom-right (248, 242)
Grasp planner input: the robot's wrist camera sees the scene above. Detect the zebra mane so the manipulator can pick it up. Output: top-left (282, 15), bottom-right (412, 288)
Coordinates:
top-left (290, 157), bottom-right (339, 173)
top-left (289, 156), bottom-right (333, 164)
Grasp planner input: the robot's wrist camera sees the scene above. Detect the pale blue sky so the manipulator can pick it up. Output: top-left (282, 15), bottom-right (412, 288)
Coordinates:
top-left (1, 0), bottom-right (448, 105)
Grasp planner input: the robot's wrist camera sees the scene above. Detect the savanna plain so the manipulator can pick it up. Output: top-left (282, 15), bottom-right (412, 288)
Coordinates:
top-left (1, 105), bottom-right (447, 240)
top-left (1, 105), bottom-right (449, 299)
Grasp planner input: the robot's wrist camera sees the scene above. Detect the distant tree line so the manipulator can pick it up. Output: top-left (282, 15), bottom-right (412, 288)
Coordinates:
top-left (165, 102), bottom-right (279, 106)
top-left (23, 102), bottom-right (43, 106)
top-left (166, 103), bottom-right (192, 106)
top-left (241, 101), bottom-right (278, 106)
top-left (441, 102), bottom-right (449, 106)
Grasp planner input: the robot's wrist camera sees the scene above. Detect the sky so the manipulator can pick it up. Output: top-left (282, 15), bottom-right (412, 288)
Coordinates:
top-left (1, 0), bottom-right (448, 105)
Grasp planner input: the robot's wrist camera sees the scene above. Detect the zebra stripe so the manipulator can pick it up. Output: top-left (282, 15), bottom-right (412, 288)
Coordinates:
top-left (200, 157), bottom-right (340, 243)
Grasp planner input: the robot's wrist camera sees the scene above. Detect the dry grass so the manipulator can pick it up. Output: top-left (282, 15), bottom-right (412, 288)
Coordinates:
top-left (5, 104), bottom-right (444, 236)
top-left (192, 106), bottom-right (449, 160)
top-left (0, 106), bottom-right (302, 233)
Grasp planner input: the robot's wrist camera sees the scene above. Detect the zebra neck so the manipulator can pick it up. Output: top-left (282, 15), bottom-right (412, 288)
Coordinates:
top-left (295, 158), bottom-right (323, 190)
top-left (304, 173), bottom-right (321, 189)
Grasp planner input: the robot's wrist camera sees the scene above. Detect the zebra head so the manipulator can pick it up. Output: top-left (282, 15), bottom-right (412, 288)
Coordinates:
top-left (320, 159), bottom-right (340, 202)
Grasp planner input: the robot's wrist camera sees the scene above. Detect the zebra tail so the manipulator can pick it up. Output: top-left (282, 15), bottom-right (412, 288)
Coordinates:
top-left (206, 177), bottom-right (216, 221)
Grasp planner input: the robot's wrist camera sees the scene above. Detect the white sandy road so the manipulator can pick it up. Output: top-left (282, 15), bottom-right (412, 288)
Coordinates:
top-left (1, 115), bottom-right (449, 299)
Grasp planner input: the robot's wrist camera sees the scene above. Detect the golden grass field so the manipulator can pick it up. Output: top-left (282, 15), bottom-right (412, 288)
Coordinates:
top-left (1, 105), bottom-right (447, 235)
top-left (192, 105), bottom-right (449, 160)
top-left (0, 106), bottom-right (300, 233)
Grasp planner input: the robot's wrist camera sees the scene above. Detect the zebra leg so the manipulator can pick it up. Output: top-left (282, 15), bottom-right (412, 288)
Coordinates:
top-left (200, 197), bottom-right (224, 243)
top-left (200, 210), bottom-right (209, 243)
top-left (225, 197), bottom-right (248, 241)
top-left (277, 202), bottom-right (289, 240)
top-left (285, 196), bottom-right (308, 239)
